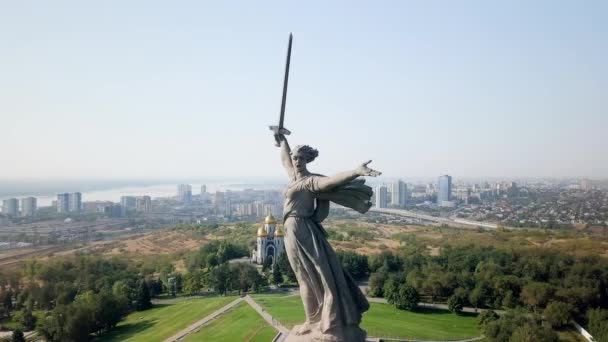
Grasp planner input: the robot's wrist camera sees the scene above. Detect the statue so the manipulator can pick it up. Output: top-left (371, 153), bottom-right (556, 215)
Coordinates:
top-left (270, 34), bottom-right (381, 342)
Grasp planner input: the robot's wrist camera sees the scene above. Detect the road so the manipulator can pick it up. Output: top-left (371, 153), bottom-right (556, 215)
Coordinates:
top-left (369, 208), bottom-right (500, 229)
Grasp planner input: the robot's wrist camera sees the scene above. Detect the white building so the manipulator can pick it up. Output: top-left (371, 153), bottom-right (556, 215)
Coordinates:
top-left (136, 196), bottom-right (152, 214)
top-left (251, 215), bottom-right (285, 266)
top-left (390, 180), bottom-right (407, 208)
top-left (1, 198), bottom-right (18, 217)
top-left (177, 184), bottom-right (192, 203)
top-left (20, 197), bottom-right (37, 217)
top-left (68, 192), bottom-right (82, 212)
top-left (375, 186), bottom-right (388, 208)
top-left (57, 193), bottom-right (69, 213)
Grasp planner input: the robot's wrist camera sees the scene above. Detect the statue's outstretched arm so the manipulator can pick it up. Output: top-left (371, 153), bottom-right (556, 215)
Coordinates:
top-left (316, 160), bottom-right (381, 191)
top-left (276, 134), bottom-right (295, 180)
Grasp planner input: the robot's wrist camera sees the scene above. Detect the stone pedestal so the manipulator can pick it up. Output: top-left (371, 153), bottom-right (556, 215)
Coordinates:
top-left (283, 324), bottom-right (377, 342)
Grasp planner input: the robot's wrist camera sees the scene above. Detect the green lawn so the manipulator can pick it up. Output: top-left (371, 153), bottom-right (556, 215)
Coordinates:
top-left (98, 296), bottom-right (236, 342)
top-left (251, 294), bottom-right (304, 329)
top-left (0, 310), bottom-right (45, 331)
top-left (184, 302), bottom-right (277, 342)
top-left (251, 294), bottom-right (480, 340)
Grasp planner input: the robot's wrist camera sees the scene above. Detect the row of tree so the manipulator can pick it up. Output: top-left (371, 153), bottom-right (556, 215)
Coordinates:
top-left (1, 256), bottom-right (154, 342)
top-left (357, 244), bottom-right (608, 341)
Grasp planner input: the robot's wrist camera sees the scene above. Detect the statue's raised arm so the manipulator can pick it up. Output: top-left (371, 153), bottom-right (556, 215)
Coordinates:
top-left (275, 133), bottom-right (295, 180)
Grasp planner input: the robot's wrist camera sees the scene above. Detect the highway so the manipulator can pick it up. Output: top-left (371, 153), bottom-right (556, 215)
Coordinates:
top-left (369, 207), bottom-right (500, 229)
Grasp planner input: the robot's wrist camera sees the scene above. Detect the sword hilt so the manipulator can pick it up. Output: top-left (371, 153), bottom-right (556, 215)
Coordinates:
top-left (269, 126), bottom-right (291, 146)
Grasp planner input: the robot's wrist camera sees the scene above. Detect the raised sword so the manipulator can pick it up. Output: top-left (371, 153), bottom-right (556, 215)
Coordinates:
top-left (270, 33), bottom-right (293, 146)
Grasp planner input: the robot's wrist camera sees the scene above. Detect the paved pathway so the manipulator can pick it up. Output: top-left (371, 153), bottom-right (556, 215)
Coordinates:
top-left (163, 297), bottom-right (244, 342)
top-left (244, 295), bottom-right (290, 335)
top-left (366, 296), bottom-right (505, 315)
top-left (162, 292), bottom-right (492, 342)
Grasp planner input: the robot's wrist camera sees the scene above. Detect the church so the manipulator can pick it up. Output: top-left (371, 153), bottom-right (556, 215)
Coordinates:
top-left (251, 215), bottom-right (285, 266)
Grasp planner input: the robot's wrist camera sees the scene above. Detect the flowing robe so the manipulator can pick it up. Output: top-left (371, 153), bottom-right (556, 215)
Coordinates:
top-left (282, 175), bottom-right (372, 334)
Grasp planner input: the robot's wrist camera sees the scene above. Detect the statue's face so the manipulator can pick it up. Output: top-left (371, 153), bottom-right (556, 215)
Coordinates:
top-left (291, 152), bottom-right (307, 173)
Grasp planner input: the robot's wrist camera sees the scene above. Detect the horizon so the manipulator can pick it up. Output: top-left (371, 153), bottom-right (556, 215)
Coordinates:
top-left (1, 1), bottom-right (607, 180)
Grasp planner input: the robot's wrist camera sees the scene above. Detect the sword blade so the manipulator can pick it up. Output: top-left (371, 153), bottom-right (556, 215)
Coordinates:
top-left (278, 33), bottom-right (293, 130)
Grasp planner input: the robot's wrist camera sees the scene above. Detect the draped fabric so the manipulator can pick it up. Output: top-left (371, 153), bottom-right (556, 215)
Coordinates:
top-left (282, 175), bottom-right (371, 334)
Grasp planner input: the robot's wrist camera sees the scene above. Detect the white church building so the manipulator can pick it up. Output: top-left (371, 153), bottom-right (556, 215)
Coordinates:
top-left (251, 215), bottom-right (285, 266)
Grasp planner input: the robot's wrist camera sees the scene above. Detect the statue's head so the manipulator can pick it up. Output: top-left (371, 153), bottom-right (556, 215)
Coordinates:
top-left (291, 145), bottom-right (318, 173)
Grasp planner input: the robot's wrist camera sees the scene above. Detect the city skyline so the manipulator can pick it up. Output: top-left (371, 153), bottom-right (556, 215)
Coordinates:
top-left (1, 1), bottom-right (607, 179)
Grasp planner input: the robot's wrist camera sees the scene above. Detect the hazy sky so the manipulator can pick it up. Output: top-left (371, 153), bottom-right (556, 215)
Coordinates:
top-left (1, 1), bottom-right (606, 180)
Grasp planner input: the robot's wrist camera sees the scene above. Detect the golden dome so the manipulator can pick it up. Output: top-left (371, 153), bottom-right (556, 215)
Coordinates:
top-left (264, 215), bottom-right (277, 225)
top-left (275, 225), bottom-right (284, 237)
top-left (257, 226), bottom-right (267, 237)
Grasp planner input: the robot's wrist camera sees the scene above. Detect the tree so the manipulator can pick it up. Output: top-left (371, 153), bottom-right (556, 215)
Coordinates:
top-left (89, 291), bottom-right (126, 334)
top-left (277, 253), bottom-right (296, 283)
top-left (510, 322), bottom-right (558, 342)
top-left (386, 280), bottom-right (418, 311)
top-left (336, 251), bottom-right (369, 280)
top-left (469, 286), bottom-right (485, 311)
top-left (367, 271), bottom-right (388, 298)
top-left (134, 279), bottom-right (152, 311)
top-left (182, 271), bottom-right (204, 295)
top-left (112, 280), bottom-right (134, 310)
top-left (272, 265), bottom-right (283, 286)
top-left (477, 309), bottom-right (499, 330)
top-left (12, 329), bottom-right (25, 342)
top-left (448, 288), bottom-right (468, 314)
top-left (15, 306), bottom-right (37, 330)
top-left (147, 279), bottom-right (163, 297)
top-left (262, 258), bottom-right (273, 272)
top-left (230, 263), bottom-right (262, 294)
top-left (210, 264), bottom-right (231, 295)
top-left (0, 289), bottom-right (13, 314)
top-left (587, 308), bottom-right (608, 342)
top-left (520, 282), bottom-right (552, 311)
top-left (543, 301), bottom-right (572, 328)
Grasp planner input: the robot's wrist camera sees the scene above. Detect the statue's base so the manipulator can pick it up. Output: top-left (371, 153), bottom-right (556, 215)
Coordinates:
top-left (283, 324), bottom-right (378, 342)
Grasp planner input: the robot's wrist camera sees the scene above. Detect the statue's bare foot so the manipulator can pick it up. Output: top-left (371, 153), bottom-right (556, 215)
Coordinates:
top-left (295, 322), bottom-right (312, 335)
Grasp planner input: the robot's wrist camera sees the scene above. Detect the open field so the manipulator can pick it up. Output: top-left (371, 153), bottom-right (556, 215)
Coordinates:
top-left (323, 219), bottom-right (608, 258)
top-left (36, 217), bottom-right (608, 270)
top-left (183, 301), bottom-right (277, 342)
top-left (97, 296), bottom-right (236, 342)
top-left (0, 246), bottom-right (65, 269)
top-left (251, 294), bottom-right (480, 340)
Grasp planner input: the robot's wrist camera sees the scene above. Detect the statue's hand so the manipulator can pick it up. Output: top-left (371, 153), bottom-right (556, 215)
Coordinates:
top-left (273, 133), bottom-right (284, 147)
top-left (356, 160), bottom-right (382, 177)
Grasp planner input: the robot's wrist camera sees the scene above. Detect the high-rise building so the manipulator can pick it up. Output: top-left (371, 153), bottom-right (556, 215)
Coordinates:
top-left (2, 198), bottom-right (18, 217)
top-left (57, 193), bottom-right (70, 213)
top-left (201, 185), bottom-right (207, 194)
top-left (375, 186), bottom-right (388, 208)
top-left (581, 179), bottom-right (592, 192)
top-left (177, 184), bottom-right (192, 203)
top-left (69, 192), bottom-right (82, 212)
top-left (390, 180), bottom-right (407, 208)
top-left (20, 197), bottom-right (37, 217)
top-left (136, 196), bottom-right (152, 214)
top-left (120, 196), bottom-right (137, 214)
top-left (213, 191), bottom-right (225, 212)
top-left (437, 175), bottom-right (452, 206)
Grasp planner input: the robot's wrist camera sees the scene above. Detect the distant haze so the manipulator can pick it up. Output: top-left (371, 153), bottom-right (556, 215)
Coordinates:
top-left (1, 1), bottom-right (606, 180)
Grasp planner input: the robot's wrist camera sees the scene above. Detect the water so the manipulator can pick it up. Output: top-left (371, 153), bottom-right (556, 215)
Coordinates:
top-left (0, 179), bottom-right (285, 207)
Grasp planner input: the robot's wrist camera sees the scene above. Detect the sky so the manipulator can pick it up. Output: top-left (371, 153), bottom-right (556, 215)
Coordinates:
top-left (1, 0), bottom-right (607, 181)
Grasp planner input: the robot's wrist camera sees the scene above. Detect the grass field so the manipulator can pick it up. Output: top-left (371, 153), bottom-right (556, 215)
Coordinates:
top-left (98, 296), bottom-right (236, 342)
top-left (251, 294), bottom-right (480, 340)
top-left (184, 302), bottom-right (277, 342)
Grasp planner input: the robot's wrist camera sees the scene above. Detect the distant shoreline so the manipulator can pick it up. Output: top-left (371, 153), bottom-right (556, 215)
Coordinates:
top-left (0, 179), bottom-right (285, 206)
